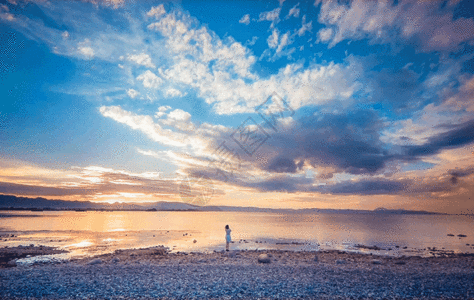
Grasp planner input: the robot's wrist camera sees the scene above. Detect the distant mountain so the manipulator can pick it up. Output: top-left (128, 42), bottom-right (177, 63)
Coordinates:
top-left (372, 207), bottom-right (441, 215)
top-left (0, 195), bottom-right (445, 214)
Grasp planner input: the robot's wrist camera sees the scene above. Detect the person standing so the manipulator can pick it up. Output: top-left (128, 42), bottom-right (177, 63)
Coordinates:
top-left (225, 225), bottom-right (231, 251)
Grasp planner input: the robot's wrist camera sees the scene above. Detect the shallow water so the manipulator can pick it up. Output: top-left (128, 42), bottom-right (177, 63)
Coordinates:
top-left (1, 211), bottom-right (473, 263)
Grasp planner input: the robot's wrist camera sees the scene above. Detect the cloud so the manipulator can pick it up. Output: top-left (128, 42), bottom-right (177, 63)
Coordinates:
top-left (99, 105), bottom-right (189, 147)
top-left (239, 14), bottom-right (250, 25)
top-left (245, 36), bottom-right (258, 46)
top-left (317, 178), bottom-right (408, 195)
top-left (165, 88), bottom-right (185, 98)
top-left (258, 7), bottom-right (281, 28)
top-left (402, 119), bottom-right (474, 158)
top-left (315, 0), bottom-right (474, 52)
top-left (136, 70), bottom-right (162, 89)
top-left (317, 27), bottom-right (333, 42)
top-left (286, 4), bottom-right (300, 19)
top-left (297, 15), bottom-right (312, 36)
top-left (146, 4), bottom-right (166, 19)
top-left (267, 29), bottom-right (279, 49)
top-left (127, 89), bottom-right (139, 99)
top-left (127, 53), bottom-right (156, 69)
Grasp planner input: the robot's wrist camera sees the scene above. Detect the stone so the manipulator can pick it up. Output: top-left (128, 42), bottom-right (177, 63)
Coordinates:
top-left (193, 239), bottom-right (197, 243)
top-left (7, 260), bottom-right (16, 266)
top-left (372, 259), bottom-right (382, 265)
top-left (111, 257), bottom-right (120, 263)
top-left (457, 234), bottom-right (467, 237)
top-left (314, 255), bottom-right (319, 262)
top-left (336, 259), bottom-right (346, 264)
top-left (88, 259), bottom-right (102, 265)
top-left (394, 261), bottom-right (406, 265)
top-left (257, 254), bottom-right (271, 263)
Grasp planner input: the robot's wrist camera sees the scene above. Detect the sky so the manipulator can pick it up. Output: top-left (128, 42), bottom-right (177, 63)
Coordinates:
top-left (0, 0), bottom-right (474, 213)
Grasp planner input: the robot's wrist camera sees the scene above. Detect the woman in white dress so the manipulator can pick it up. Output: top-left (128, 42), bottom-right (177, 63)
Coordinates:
top-left (225, 225), bottom-right (231, 251)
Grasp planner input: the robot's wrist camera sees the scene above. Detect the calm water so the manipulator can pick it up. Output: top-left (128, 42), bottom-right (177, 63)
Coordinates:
top-left (1, 211), bottom-right (473, 263)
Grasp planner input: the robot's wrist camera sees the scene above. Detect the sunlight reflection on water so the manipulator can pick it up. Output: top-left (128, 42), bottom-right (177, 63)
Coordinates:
top-left (1, 211), bottom-right (473, 264)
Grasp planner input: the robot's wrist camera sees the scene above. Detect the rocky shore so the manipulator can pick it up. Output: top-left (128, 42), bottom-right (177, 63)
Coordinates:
top-left (1, 246), bottom-right (473, 299)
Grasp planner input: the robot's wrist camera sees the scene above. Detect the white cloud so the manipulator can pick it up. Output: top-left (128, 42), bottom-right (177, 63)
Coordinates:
top-left (267, 29), bottom-right (279, 49)
top-left (317, 27), bottom-right (333, 42)
top-left (127, 88), bottom-right (139, 99)
top-left (239, 14), bottom-right (250, 25)
top-left (259, 7), bottom-right (280, 22)
top-left (78, 46), bottom-right (94, 58)
top-left (167, 109), bottom-right (191, 121)
top-left (136, 70), bottom-right (162, 89)
top-left (62, 31), bottom-right (69, 39)
top-left (158, 105), bottom-right (172, 112)
top-left (315, 0), bottom-right (474, 52)
top-left (258, 7), bottom-right (281, 28)
top-left (127, 53), bottom-right (155, 68)
top-left (146, 4), bottom-right (166, 19)
top-left (276, 31), bottom-right (292, 54)
top-left (297, 15), bottom-right (312, 36)
top-left (136, 148), bottom-right (167, 160)
top-left (100, 105), bottom-right (188, 147)
top-left (266, 29), bottom-right (294, 56)
top-left (165, 88), bottom-right (185, 98)
top-left (245, 36), bottom-right (258, 46)
top-left (287, 4), bottom-right (300, 19)
top-left (77, 39), bottom-right (94, 58)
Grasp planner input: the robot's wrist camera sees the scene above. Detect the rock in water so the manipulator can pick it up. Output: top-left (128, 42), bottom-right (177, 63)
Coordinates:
top-left (257, 254), bottom-right (271, 263)
top-left (371, 259), bottom-right (382, 265)
top-left (7, 260), bottom-right (16, 267)
top-left (111, 257), bottom-right (120, 263)
top-left (314, 255), bottom-right (319, 262)
top-left (88, 259), bottom-right (102, 265)
top-left (336, 259), bottom-right (346, 264)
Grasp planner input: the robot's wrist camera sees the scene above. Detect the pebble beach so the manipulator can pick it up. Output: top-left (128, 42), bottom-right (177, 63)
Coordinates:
top-left (1, 245), bottom-right (473, 299)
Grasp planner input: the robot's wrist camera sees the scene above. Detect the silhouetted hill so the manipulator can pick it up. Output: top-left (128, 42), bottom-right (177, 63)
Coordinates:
top-left (0, 195), bottom-right (445, 214)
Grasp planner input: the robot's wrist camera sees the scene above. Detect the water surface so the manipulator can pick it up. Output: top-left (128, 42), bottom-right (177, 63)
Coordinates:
top-left (1, 211), bottom-right (473, 263)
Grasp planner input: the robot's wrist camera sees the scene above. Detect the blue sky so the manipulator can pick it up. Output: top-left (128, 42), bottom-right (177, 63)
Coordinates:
top-left (1, 0), bottom-right (474, 213)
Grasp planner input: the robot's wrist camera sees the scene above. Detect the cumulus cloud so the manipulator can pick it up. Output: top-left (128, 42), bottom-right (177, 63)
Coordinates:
top-left (239, 14), bottom-right (250, 25)
top-left (165, 88), bottom-right (185, 98)
top-left (127, 88), bottom-right (139, 99)
top-left (136, 70), bottom-right (162, 89)
top-left (127, 53), bottom-right (155, 68)
top-left (146, 4), bottom-right (165, 19)
top-left (317, 27), bottom-right (333, 42)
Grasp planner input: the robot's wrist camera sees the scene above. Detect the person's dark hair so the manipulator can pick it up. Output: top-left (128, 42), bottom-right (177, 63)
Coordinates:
top-left (225, 225), bottom-right (229, 229)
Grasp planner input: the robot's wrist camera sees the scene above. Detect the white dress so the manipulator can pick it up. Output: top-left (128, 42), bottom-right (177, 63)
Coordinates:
top-left (225, 228), bottom-right (232, 243)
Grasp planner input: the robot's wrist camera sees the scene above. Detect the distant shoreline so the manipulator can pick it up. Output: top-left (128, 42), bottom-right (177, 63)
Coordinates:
top-left (0, 194), bottom-right (451, 215)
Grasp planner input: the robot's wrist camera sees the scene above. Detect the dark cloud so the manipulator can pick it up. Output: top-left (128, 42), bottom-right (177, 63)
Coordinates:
top-left (315, 178), bottom-right (408, 195)
top-left (255, 108), bottom-right (391, 175)
top-left (402, 119), bottom-right (474, 157)
top-left (0, 182), bottom-right (96, 196)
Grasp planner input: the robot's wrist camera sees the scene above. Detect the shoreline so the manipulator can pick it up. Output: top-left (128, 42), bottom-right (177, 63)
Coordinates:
top-left (1, 245), bottom-right (473, 299)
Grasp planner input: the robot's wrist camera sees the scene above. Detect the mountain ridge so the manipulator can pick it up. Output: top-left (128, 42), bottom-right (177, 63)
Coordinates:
top-left (0, 195), bottom-right (445, 215)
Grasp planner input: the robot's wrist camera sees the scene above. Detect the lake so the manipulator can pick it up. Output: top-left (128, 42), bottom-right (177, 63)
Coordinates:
top-left (1, 211), bottom-right (473, 263)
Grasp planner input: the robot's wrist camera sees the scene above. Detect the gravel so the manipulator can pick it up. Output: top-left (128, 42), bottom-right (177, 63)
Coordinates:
top-left (1, 248), bottom-right (473, 299)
